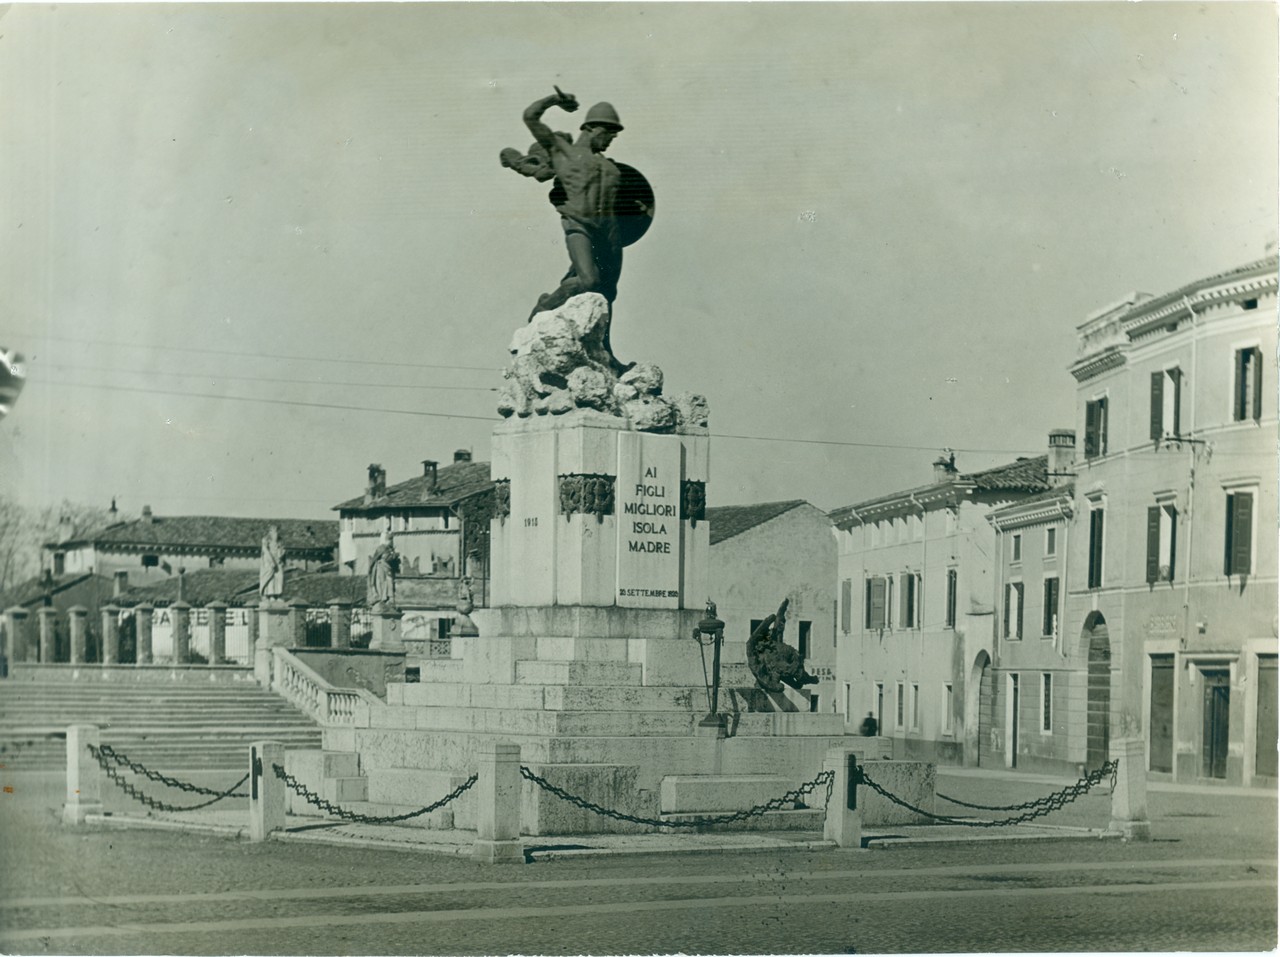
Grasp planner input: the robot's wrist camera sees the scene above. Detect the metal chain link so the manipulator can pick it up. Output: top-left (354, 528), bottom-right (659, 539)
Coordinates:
top-left (272, 763), bottom-right (477, 825)
top-left (87, 744), bottom-right (250, 813)
top-left (520, 765), bottom-right (834, 829)
top-left (937, 762), bottom-right (1118, 812)
top-left (858, 759), bottom-right (1117, 828)
top-left (95, 743), bottom-right (249, 798)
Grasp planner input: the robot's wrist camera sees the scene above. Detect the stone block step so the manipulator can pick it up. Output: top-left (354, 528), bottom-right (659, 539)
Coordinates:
top-left (660, 774), bottom-right (794, 813)
top-left (313, 800), bottom-right (457, 830)
top-left (376, 706), bottom-right (700, 737)
top-left (657, 807), bottom-right (825, 832)
top-left (515, 660), bottom-right (644, 686)
top-left (365, 767), bottom-right (473, 809)
top-left (389, 681), bottom-right (703, 713)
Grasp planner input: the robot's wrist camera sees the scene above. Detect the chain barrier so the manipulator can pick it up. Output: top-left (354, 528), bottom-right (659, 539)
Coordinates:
top-left (520, 765), bottom-right (834, 829)
top-left (858, 759), bottom-right (1117, 829)
top-left (936, 760), bottom-right (1118, 812)
top-left (272, 763), bottom-right (477, 825)
top-left (94, 743), bottom-right (250, 798)
top-left (87, 743), bottom-right (250, 813)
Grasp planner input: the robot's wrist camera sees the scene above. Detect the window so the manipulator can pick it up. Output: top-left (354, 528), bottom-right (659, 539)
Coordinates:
top-left (1234, 347), bottom-right (1263, 422)
top-left (895, 682), bottom-right (905, 729)
top-left (797, 621), bottom-right (812, 660)
top-left (865, 577), bottom-right (887, 629)
top-left (911, 683), bottom-right (920, 730)
top-left (900, 572), bottom-right (921, 629)
top-left (52, 553), bottom-right (65, 576)
top-left (1003, 581), bottom-right (1024, 639)
top-left (941, 683), bottom-right (954, 734)
top-left (840, 579), bottom-right (852, 634)
top-left (1146, 504), bottom-right (1178, 584)
top-left (1150, 367), bottom-right (1183, 440)
top-left (1012, 534), bottom-right (1023, 563)
top-left (141, 554), bottom-right (159, 568)
top-left (1042, 576), bottom-right (1059, 638)
top-left (875, 682), bottom-right (885, 731)
top-left (1087, 506), bottom-right (1105, 588)
top-left (843, 682), bottom-right (851, 719)
top-left (945, 569), bottom-right (958, 628)
top-left (1084, 397), bottom-right (1108, 459)
top-left (1045, 527), bottom-right (1057, 557)
top-left (1040, 673), bottom-right (1053, 733)
top-left (1224, 490), bottom-right (1255, 576)
top-left (809, 695), bottom-right (820, 713)
top-left (885, 576), bottom-right (894, 629)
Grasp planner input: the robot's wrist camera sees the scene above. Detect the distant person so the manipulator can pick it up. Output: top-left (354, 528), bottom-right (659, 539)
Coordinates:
top-left (860, 711), bottom-right (879, 737)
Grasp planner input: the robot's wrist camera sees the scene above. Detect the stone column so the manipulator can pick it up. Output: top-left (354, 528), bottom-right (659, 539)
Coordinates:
top-left (244, 600), bottom-right (260, 664)
top-left (287, 599), bottom-right (308, 647)
top-left (170, 601), bottom-right (191, 665)
top-left (63, 724), bottom-right (104, 825)
top-left (249, 740), bottom-right (286, 842)
top-left (4, 607), bottom-right (29, 664)
top-left (135, 604), bottom-right (154, 665)
top-left (100, 606), bottom-right (120, 667)
top-left (328, 601), bottom-right (351, 649)
top-left (38, 607), bottom-right (57, 663)
top-left (473, 742), bottom-right (524, 863)
top-left (1108, 737), bottom-right (1151, 841)
top-left (823, 746), bottom-right (864, 849)
top-left (370, 607), bottom-right (405, 653)
top-left (207, 601), bottom-right (228, 665)
top-left (68, 606), bottom-right (89, 665)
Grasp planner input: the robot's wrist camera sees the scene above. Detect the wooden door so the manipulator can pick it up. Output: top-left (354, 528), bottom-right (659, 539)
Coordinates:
top-left (1201, 670), bottom-right (1230, 779)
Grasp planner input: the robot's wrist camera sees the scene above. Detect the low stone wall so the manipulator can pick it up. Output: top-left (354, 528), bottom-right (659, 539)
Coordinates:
top-left (7, 662), bottom-right (254, 684)
top-left (289, 648), bottom-right (405, 697)
top-left (857, 759), bottom-right (936, 825)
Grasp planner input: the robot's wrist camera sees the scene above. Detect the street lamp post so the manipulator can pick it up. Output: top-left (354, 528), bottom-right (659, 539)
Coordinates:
top-left (693, 600), bottom-right (727, 735)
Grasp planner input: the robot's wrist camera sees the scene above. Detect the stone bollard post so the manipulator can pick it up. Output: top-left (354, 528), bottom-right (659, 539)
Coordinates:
top-left (1108, 738), bottom-right (1151, 841)
top-left (38, 607), bottom-right (57, 663)
top-left (135, 604), bottom-right (154, 665)
top-left (68, 606), bottom-right (89, 665)
top-left (207, 601), bottom-right (228, 665)
top-left (101, 605), bottom-right (120, 667)
top-left (823, 746), bottom-right (864, 849)
top-left (473, 742), bottom-right (525, 863)
top-left (171, 602), bottom-right (191, 664)
top-left (63, 724), bottom-right (104, 824)
top-left (249, 741), bottom-right (286, 841)
top-left (328, 601), bottom-right (351, 649)
top-left (4, 607), bottom-right (29, 664)
top-left (288, 599), bottom-right (309, 647)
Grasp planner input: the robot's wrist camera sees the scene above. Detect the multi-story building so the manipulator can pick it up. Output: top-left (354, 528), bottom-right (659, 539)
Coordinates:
top-left (830, 448), bottom-right (1053, 764)
top-left (1059, 250), bottom-right (1277, 787)
top-left (706, 500), bottom-right (837, 711)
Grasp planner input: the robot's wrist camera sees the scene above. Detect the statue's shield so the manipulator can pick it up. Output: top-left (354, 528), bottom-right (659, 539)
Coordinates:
top-left (546, 161), bottom-right (655, 248)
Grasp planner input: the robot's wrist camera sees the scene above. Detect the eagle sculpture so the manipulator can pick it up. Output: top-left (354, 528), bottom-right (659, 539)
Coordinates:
top-left (746, 598), bottom-right (819, 693)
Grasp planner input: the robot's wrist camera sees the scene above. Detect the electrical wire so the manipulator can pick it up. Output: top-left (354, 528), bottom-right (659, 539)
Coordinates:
top-left (43, 363), bottom-right (498, 392)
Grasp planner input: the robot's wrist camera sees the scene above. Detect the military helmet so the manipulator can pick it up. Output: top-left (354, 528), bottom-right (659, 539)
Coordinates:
top-left (580, 102), bottom-right (623, 131)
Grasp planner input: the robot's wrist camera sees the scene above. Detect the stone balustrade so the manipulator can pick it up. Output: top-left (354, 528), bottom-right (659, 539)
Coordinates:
top-left (270, 646), bottom-right (373, 726)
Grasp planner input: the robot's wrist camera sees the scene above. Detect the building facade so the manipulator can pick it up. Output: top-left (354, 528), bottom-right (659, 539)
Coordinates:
top-left (706, 500), bottom-right (838, 711)
top-left (1062, 251), bottom-right (1277, 787)
top-left (830, 451), bottom-right (1052, 764)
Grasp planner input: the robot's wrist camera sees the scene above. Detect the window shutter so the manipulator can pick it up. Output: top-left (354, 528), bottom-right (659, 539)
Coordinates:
top-left (1098, 398), bottom-right (1108, 455)
top-left (1084, 401), bottom-right (1099, 458)
top-left (1146, 506), bottom-right (1161, 584)
top-left (1234, 350), bottom-right (1246, 421)
top-left (1003, 583), bottom-right (1011, 638)
top-left (915, 573), bottom-right (923, 628)
top-left (1150, 371), bottom-right (1164, 440)
top-left (900, 573), bottom-right (910, 626)
top-left (1232, 492), bottom-right (1253, 575)
top-left (1252, 348), bottom-right (1263, 422)
top-left (870, 577), bottom-right (886, 629)
top-left (864, 579), bottom-right (872, 629)
top-left (1168, 506), bottom-right (1177, 582)
top-left (946, 569), bottom-right (957, 628)
top-left (1169, 368), bottom-right (1182, 436)
top-left (1015, 582), bottom-right (1024, 638)
top-left (1089, 509), bottom-right (1104, 587)
top-left (841, 579), bottom-right (852, 633)
top-left (1043, 577), bottom-right (1059, 636)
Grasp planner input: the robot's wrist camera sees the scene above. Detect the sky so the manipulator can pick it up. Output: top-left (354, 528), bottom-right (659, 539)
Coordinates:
top-left (1, 1), bottom-right (1276, 521)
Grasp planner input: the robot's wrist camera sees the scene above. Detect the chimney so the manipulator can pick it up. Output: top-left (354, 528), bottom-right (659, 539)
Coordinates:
top-left (113, 570), bottom-right (129, 597)
top-left (1048, 429), bottom-right (1076, 487)
top-left (141, 504), bottom-right (154, 523)
top-left (932, 451), bottom-right (958, 484)
top-left (423, 460), bottom-right (439, 492)
top-left (365, 464), bottom-right (386, 504)
top-left (453, 449), bottom-right (472, 463)
top-left (109, 497), bottom-right (118, 519)
top-left (57, 513), bottom-right (73, 543)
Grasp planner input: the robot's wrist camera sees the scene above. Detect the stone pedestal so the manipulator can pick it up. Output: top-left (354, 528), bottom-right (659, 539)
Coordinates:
top-left (328, 602), bottom-right (351, 649)
top-left (207, 601), bottom-right (228, 665)
top-left (489, 411), bottom-right (709, 611)
top-left (473, 742), bottom-right (524, 863)
top-left (4, 607), bottom-right (29, 664)
top-left (68, 606), bottom-right (88, 665)
top-left (255, 600), bottom-right (291, 683)
top-left (63, 724), bottom-right (104, 824)
top-left (100, 606), bottom-right (120, 666)
top-left (249, 741), bottom-right (286, 841)
top-left (370, 607), bottom-right (405, 652)
top-left (170, 602), bottom-right (191, 664)
top-left (823, 746), bottom-right (864, 848)
top-left (1109, 737), bottom-right (1151, 841)
top-left (135, 604), bottom-right (154, 665)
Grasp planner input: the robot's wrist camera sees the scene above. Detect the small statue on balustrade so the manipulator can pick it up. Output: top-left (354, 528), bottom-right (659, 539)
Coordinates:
top-left (367, 531), bottom-right (401, 612)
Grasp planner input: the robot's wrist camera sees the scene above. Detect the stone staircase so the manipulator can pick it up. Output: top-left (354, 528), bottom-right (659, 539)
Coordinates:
top-left (0, 677), bottom-right (324, 770)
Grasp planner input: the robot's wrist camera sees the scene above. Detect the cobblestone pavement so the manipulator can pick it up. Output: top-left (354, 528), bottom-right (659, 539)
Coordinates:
top-left (1, 767), bottom-right (1274, 954)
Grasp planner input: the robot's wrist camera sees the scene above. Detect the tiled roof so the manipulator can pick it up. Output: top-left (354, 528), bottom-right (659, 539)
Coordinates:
top-left (335, 461), bottom-right (494, 512)
top-left (0, 572), bottom-right (112, 608)
top-left (707, 500), bottom-right (809, 546)
top-left (65, 517), bottom-right (338, 557)
top-left (119, 569), bottom-right (366, 607)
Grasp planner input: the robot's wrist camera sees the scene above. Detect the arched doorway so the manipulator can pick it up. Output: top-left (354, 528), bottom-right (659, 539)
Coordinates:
top-left (1082, 612), bottom-right (1111, 769)
top-left (968, 650), bottom-right (994, 767)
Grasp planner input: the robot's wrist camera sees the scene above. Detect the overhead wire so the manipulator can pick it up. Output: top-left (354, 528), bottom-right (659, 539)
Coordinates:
top-left (42, 363), bottom-right (499, 392)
